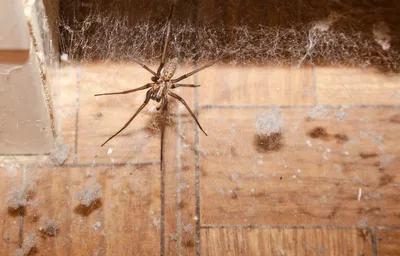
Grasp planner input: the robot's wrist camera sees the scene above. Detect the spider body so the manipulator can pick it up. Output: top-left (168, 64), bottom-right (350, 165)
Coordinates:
top-left (95, 3), bottom-right (230, 147)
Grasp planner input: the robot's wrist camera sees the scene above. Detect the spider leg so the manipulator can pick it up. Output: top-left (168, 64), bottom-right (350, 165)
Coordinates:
top-left (171, 83), bottom-right (201, 89)
top-left (132, 58), bottom-right (158, 77)
top-left (171, 49), bottom-right (239, 83)
top-left (171, 57), bottom-right (222, 83)
top-left (168, 91), bottom-right (207, 136)
top-left (94, 83), bottom-right (152, 96)
top-left (156, 3), bottom-right (175, 76)
top-left (101, 90), bottom-right (152, 147)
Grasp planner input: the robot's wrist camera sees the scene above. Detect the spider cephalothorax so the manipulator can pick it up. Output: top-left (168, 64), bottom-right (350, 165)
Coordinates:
top-left (95, 3), bottom-right (227, 146)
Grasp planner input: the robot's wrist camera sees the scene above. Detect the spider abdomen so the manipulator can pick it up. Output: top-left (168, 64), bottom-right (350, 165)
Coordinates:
top-left (161, 58), bottom-right (178, 80)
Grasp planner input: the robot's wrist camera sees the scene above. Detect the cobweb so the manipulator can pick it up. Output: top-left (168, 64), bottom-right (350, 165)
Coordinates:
top-left (58, 1), bottom-right (400, 72)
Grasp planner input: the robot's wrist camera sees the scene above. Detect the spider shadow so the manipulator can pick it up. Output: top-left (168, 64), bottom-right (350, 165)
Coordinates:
top-left (117, 99), bottom-right (196, 138)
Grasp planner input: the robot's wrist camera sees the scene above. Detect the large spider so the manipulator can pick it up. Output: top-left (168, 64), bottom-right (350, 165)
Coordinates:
top-left (95, 3), bottom-right (227, 147)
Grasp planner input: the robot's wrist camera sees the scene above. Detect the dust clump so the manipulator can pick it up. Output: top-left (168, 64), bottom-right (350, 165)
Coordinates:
top-left (334, 108), bottom-right (348, 121)
top-left (14, 233), bottom-right (37, 256)
top-left (254, 108), bottom-right (283, 153)
top-left (308, 105), bottom-right (328, 119)
top-left (8, 170), bottom-right (36, 212)
top-left (8, 186), bottom-right (28, 211)
top-left (92, 221), bottom-right (102, 231)
top-left (39, 218), bottom-right (59, 236)
top-left (373, 21), bottom-right (391, 51)
top-left (50, 137), bottom-right (71, 165)
top-left (254, 108), bottom-right (282, 134)
top-left (75, 182), bottom-right (102, 207)
top-left (312, 13), bottom-right (338, 32)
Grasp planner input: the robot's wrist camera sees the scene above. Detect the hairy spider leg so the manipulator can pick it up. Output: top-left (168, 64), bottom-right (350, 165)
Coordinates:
top-left (171, 55), bottom-right (224, 83)
top-left (131, 58), bottom-right (157, 77)
top-left (101, 90), bottom-right (152, 147)
top-left (171, 83), bottom-right (201, 89)
top-left (156, 3), bottom-right (175, 77)
top-left (171, 49), bottom-right (239, 83)
top-left (94, 83), bottom-right (152, 96)
top-left (168, 91), bottom-right (207, 136)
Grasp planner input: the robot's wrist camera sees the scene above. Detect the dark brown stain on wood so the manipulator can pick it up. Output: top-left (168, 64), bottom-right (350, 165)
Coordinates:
top-left (334, 133), bottom-right (349, 144)
top-left (360, 152), bottom-right (379, 159)
top-left (308, 127), bottom-right (329, 140)
top-left (254, 132), bottom-right (283, 153)
top-left (389, 113), bottom-right (400, 124)
top-left (184, 238), bottom-right (195, 248)
top-left (230, 146), bottom-right (238, 157)
top-left (178, 200), bottom-right (187, 209)
top-left (379, 174), bottom-right (395, 187)
top-left (74, 199), bottom-right (102, 216)
top-left (230, 190), bottom-right (238, 199)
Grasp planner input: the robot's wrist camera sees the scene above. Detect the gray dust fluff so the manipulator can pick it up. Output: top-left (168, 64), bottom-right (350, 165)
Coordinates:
top-left (75, 182), bottom-right (102, 207)
top-left (254, 108), bottom-right (282, 134)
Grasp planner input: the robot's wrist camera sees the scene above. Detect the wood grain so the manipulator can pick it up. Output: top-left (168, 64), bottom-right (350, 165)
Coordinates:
top-left (198, 107), bottom-right (400, 226)
top-left (163, 86), bottom-right (198, 255)
top-left (20, 165), bottom-right (161, 255)
top-left (198, 66), bottom-right (314, 106)
top-left (316, 68), bottom-right (400, 105)
top-left (376, 230), bottom-right (400, 256)
top-left (78, 63), bottom-right (161, 164)
top-left (2, 63), bottom-right (400, 256)
top-left (201, 228), bottom-right (373, 256)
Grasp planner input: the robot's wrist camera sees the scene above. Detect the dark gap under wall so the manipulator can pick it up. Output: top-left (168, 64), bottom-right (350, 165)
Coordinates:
top-left (59, 0), bottom-right (400, 72)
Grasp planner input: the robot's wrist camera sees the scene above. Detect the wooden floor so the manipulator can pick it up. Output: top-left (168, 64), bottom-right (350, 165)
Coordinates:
top-left (1, 63), bottom-right (400, 255)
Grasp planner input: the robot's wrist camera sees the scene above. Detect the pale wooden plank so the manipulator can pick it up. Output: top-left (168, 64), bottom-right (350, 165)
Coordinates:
top-left (316, 68), bottom-right (400, 105)
top-left (77, 63), bottom-right (160, 164)
top-left (201, 228), bottom-right (373, 256)
top-left (198, 66), bottom-right (314, 106)
top-left (376, 230), bottom-right (400, 256)
top-left (199, 107), bottom-right (400, 226)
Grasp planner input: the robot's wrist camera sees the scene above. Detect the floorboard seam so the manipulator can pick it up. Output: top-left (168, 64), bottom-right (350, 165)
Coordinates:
top-left (371, 227), bottom-right (378, 256)
top-left (74, 65), bottom-right (81, 164)
top-left (200, 225), bottom-right (399, 230)
top-left (160, 109), bottom-right (166, 256)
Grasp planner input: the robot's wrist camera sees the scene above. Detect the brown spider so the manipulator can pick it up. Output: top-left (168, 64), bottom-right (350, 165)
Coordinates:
top-left (95, 3), bottom-right (229, 147)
